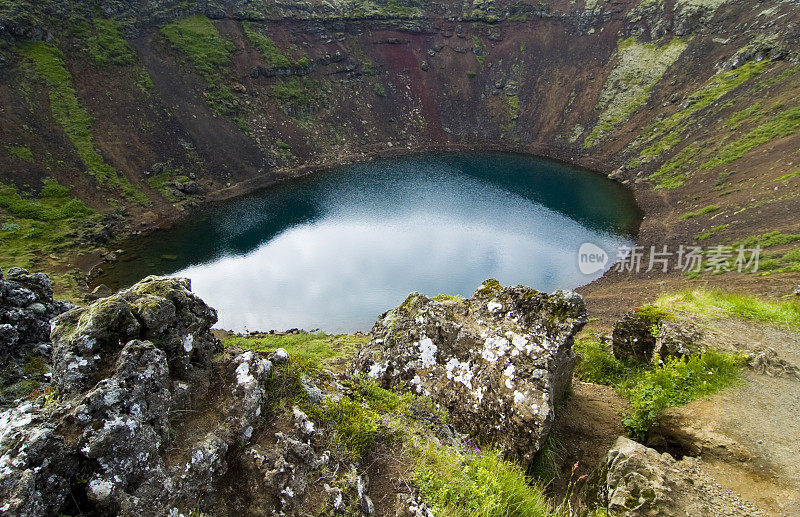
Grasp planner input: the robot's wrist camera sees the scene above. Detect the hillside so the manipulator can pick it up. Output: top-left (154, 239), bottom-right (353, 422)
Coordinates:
top-left (0, 0), bottom-right (798, 303)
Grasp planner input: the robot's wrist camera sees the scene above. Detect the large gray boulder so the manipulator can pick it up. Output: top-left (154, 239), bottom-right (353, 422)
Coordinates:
top-left (350, 279), bottom-right (587, 465)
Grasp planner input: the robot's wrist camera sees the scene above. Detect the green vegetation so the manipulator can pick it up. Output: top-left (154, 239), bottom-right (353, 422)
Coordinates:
top-left (5, 145), bottom-right (34, 162)
top-left (679, 204), bottom-right (719, 220)
top-left (0, 179), bottom-right (92, 221)
top-left (243, 22), bottom-right (311, 71)
top-left (20, 41), bottom-right (147, 203)
top-left (648, 144), bottom-right (701, 189)
top-left (309, 379), bottom-right (413, 458)
top-left (621, 352), bottom-right (744, 438)
top-left (472, 36), bottom-right (486, 66)
top-left (574, 334), bottom-right (745, 439)
top-left (630, 60), bottom-right (768, 163)
top-left (223, 331), bottom-right (369, 372)
top-left (695, 224), bottom-right (728, 241)
top-left (372, 82), bottom-right (386, 96)
top-left (507, 95), bottom-right (521, 121)
top-left (0, 180), bottom-right (101, 275)
top-left (654, 289), bottom-right (800, 330)
top-left (87, 18), bottom-right (136, 66)
top-left (774, 171), bottom-right (799, 181)
top-left (345, 0), bottom-right (422, 19)
top-left (273, 138), bottom-right (294, 162)
top-left (413, 445), bottom-right (559, 517)
top-left (701, 103), bottom-right (800, 169)
top-left (725, 102), bottom-right (762, 130)
top-left (161, 16), bottom-right (237, 117)
top-left (732, 230), bottom-right (800, 249)
top-left (271, 77), bottom-right (317, 112)
top-left (585, 37), bottom-right (687, 147)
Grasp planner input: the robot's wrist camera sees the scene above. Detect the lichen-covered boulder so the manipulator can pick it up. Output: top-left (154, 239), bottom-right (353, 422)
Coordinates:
top-left (613, 310), bottom-right (703, 364)
top-left (0, 267), bottom-right (73, 405)
top-left (0, 276), bottom-right (276, 516)
top-left (653, 319), bottom-right (704, 359)
top-left (350, 279), bottom-right (587, 465)
top-left (50, 275), bottom-right (219, 398)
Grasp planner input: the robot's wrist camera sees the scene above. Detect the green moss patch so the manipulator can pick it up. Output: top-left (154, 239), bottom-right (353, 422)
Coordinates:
top-left (5, 145), bottom-right (34, 162)
top-left (584, 37), bottom-right (687, 147)
top-left (161, 15), bottom-right (237, 117)
top-left (20, 41), bottom-right (147, 204)
top-left (86, 18), bottom-right (136, 66)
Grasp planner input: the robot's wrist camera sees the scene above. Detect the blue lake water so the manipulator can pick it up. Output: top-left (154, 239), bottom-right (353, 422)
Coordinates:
top-left (97, 152), bottom-right (641, 332)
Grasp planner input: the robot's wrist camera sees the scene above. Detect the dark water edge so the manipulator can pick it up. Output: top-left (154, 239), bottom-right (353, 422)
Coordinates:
top-left (96, 152), bottom-right (641, 332)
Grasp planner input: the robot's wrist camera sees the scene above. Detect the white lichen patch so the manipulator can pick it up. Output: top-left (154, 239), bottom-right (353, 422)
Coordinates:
top-left (235, 361), bottom-right (255, 386)
top-left (368, 361), bottom-right (387, 379)
top-left (487, 301), bottom-right (503, 313)
top-left (503, 364), bottom-right (516, 389)
top-left (444, 358), bottom-right (474, 390)
top-left (418, 336), bottom-right (437, 368)
top-left (481, 335), bottom-right (510, 362)
top-left (182, 334), bottom-right (194, 353)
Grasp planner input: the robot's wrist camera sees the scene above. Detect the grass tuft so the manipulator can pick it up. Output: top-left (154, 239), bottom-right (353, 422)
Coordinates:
top-left (223, 331), bottom-right (368, 372)
top-left (413, 444), bottom-right (559, 517)
top-left (654, 289), bottom-right (800, 330)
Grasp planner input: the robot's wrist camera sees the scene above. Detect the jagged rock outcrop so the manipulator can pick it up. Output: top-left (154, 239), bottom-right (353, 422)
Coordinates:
top-left (0, 276), bottom-right (274, 515)
top-left (612, 311), bottom-right (703, 364)
top-left (350, 279), bottom-right (587, 465)
top-left (595, 436), bottom-right (764, 516)
top-left (0, 267), bottom-right (73, 405)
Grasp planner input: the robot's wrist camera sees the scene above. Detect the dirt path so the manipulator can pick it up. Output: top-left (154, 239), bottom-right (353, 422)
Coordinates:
top-left (655, 319), bottom-right (800, 516)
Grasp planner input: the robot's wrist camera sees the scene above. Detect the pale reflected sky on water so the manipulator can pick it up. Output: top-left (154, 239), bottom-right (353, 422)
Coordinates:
top-left (100, 153), bottom-right (640, 332)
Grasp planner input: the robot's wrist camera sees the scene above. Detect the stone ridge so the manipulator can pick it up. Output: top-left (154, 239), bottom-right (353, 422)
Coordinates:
top-left (351, 279), bottom-right (587, 466)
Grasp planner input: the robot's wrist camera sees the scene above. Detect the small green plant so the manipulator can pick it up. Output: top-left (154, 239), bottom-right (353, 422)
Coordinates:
top-left (695, 224), bottom-right (728, 241)
top-left (5, 145), bottom-right (34, 162)
top-left (372, 82), bottom-right (386, 96)
top-left (621, 352), bottom-right (745, 439)
top-left (679, 204), bottom-right (720, 220)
